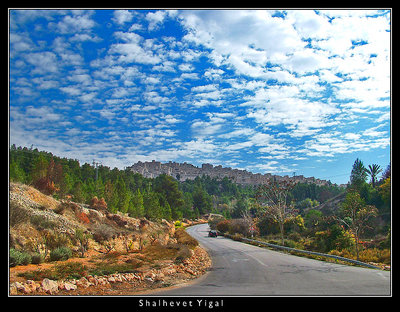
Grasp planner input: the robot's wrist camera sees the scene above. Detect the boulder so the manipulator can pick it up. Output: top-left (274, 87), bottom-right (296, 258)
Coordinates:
top-left (41, 278), bottom-right (59, 294)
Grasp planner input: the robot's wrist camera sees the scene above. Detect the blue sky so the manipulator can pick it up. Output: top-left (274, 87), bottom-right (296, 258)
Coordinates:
top-left (9, 9), bottom-right (391, 185)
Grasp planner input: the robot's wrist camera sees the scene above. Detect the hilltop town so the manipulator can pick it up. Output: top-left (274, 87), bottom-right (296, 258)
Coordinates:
top-left (127, 161), bottom-right (337, 187)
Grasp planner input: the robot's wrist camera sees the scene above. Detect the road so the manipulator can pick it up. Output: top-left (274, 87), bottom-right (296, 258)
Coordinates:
top-left (148, 223), bottom-right (391, 296)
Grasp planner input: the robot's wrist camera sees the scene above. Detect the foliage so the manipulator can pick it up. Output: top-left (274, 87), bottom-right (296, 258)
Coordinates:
top-left (30, 252), bottom-right (44, 264)
top-left (9, 249), bottom-right (32, 267)
top-left (216, 220), bottom-right (231, 233)
top-left (350, 158), bottom-right (368, 191)
top-left (18, 262), bottom-right (88, 281)
top-left (255, 180), bottom-right (297, 244)
top-left (174, 220), bottom-right (184, 228)
top-left (379, 177), bottom-right (391, 206)
top-left (329, 248), bottom-right (390, 265)
top-left (9, 201), bottom-right (29, 227)
top-left (49, 246), bottom-right (72, 261)
top-left (90, 196), bottom-right (108, 211)
top-left (339, 190), bottom-right (378, 260)
top-left (313, 224), bottom-right (355, 252)
top-left (366, 164), bottom-right (383, 188)
top-left (74, 229), bottom-right (92, 258)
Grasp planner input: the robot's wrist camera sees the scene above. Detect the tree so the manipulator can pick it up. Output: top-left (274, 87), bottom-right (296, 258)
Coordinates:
top-left (113, 176), bottom-right (130, 213)
top-left (339, 191), bottom-right (378, 260)
top-left (31, 156), bottom-right (63, 195)
top-left (379, 177), bottom-right (391, 207)
top-left (192, 186), bottom-right (212, 215)
top-left (9, 160), bottom-right (26, 183)
top-left (153, 174), bottom-right (184, 219)
top-left (143, 191), bottom-right (162, 220)
top-left (74, 229), bottom-right (92, 258)
top-left (254, 179), bottom-right (297, 245)
top-left (366, 164), bottom-right (382, 188)
top-left (129, 189), bottom-right (144, 218)
top-left (350, 158), bottom-right (367, 191)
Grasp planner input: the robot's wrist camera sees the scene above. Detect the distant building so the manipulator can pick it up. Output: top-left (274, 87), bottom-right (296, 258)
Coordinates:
top-left (127, 161), bottom-right (337, 187)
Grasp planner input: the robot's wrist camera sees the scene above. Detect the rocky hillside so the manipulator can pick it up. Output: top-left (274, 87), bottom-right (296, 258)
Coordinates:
top-left (9, 182), bottom-right (211, 295)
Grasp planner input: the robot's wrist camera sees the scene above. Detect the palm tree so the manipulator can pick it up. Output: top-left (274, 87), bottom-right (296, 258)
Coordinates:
top-left (366, 164), bottom-right (382, 188)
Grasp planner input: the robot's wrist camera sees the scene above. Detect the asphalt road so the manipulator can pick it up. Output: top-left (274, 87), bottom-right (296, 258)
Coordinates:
top-left (148, 223), bottom-right (391, 296)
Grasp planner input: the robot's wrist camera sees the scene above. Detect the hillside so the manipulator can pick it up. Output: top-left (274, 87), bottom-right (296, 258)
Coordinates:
top-left (9, 182), bottom-right (211, 295)
top-left (303, 192), bottom-right (347, 215)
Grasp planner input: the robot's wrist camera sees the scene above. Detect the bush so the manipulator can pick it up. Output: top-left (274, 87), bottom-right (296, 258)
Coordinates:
top-left (9, 249), bottom-right (31, 267)
top-left (216, 220), bottom-right (230, 233)
top-left (228, 219), bottom-right (249, 236)
top-left (92, 224), bottom-right (118, 243)
top-left (359, 248), bottom-right (391, 264)
top-left (174, 220), bottom-right (183, 228)
top-left (329, 248), bottom-right (390, 265)
top-left (313, 224), bottom-right (355, 253)
top-left (50, 246), bottom-right (72, 261)
top-left (90, 196), bottom-right (108, 211)
top-left (231, 233), bottom-right (243, 241)
top-left (30, 215), bottom-right (57, 230)
top-left (9, 202), bottom-right (29, 227)
top-left (30, 252), bottom-right (44, 264)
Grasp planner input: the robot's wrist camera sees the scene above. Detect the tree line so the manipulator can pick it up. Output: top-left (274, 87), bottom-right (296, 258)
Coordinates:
top-left (9, 145), bottom-right (347, 222)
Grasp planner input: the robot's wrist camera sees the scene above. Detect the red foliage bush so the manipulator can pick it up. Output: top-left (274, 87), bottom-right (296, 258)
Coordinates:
top-left (76, 211), bottom-right (90, 224)
top-left (89, 196), bottom-right (108, 211)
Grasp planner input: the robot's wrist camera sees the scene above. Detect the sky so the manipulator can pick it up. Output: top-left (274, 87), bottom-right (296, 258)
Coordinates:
top-left (9, 9), bottom-right (391, 185)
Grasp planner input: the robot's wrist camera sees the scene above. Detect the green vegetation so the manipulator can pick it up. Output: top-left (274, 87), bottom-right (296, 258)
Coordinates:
top-left (9, 145), bottom-right (390, 267)
top-left (216, 158), bottom-right (391, 266)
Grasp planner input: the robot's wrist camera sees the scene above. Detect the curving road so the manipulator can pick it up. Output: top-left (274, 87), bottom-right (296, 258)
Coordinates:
top-left (149, 223), bottom-right (391, 296)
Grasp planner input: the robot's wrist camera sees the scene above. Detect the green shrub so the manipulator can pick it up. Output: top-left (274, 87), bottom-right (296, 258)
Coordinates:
top-left (30, 252), bottom-right (44, 264)
top-left (30, 215), bottom-right (57, 230)
top-left (50, 246), bottom-right (72, 261)
top-left (9, 249), bottom-right (31, 267)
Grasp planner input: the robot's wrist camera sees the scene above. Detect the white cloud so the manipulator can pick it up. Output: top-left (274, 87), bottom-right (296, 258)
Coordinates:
top-left (112, 10), bottom-right (133, 25)
top-left (25, 52), bottom-right (58, 74)
top-left (60, 86), bottom-right (82, 96)
top-left (146, 11), bottom-right (166, 31)
top-left (52, 13), bottom-right (96, 34)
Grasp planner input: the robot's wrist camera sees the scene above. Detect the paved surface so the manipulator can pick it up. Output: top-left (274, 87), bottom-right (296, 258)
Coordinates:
top-left (147, 223), bottom-right (391, 296)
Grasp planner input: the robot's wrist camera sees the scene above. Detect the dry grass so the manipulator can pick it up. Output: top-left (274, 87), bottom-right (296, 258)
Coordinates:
top-left (174, 228), bottom-right (198, 249)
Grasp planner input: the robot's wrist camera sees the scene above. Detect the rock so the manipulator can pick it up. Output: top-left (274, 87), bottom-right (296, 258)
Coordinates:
top-left (42, 278), bottom-right (59, 294)
top-left (14, 281), bottom-right (24, 292)
top-left (107, 276), bottom-right (116, 283)
top-left (9, 283), bottom-right (18, 295)
top-left (87, 275), bottom-right (98, 286)
top-left (25, 280), bottom-right (39, 293)
top-left (64, 282), bottom-right (77, 291)
top-left (76, 277), bottom-right (91, 288)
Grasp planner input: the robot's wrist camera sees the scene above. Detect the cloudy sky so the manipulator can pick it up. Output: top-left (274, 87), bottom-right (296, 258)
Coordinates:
top-left (9, 9), bottom-right (391, 185)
